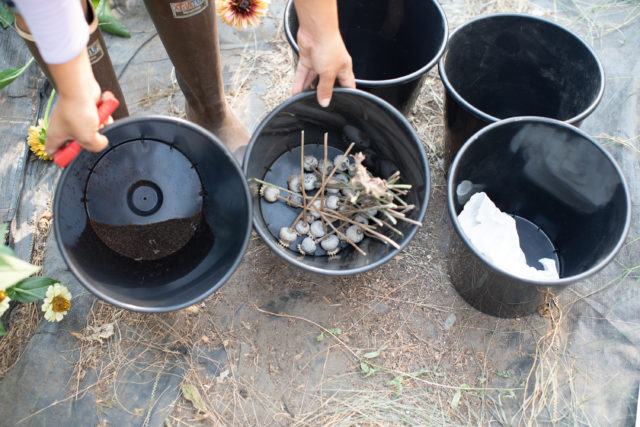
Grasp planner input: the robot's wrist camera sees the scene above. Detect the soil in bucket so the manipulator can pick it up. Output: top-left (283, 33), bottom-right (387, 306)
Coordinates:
top-left (55, 116), bottom-right (252, 312)
top-left (84, 139), bottom-right (204, 261)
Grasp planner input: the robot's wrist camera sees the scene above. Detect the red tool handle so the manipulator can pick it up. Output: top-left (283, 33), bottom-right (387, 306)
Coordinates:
top-left (53, 91), bottom-right (120, 168)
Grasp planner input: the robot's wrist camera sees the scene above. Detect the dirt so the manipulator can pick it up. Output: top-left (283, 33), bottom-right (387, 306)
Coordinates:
top-left (89, 212), bottom-right (202, 260)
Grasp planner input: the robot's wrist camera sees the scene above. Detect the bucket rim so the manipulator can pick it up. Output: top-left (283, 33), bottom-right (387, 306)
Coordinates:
top-left (438, 12), bottom-right (606, 125)
top-left (283, 0), bottom-right (449, 87)
top-left (53, 115), bottom-right (254, 312)
top-left (243, 88), bottom-right (430, 275)
top-left (446, 115), bottom-right (632, 287)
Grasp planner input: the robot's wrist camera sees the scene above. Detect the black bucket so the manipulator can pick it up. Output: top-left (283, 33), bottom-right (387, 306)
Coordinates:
top-left (439, 13), bottom-right (605, 163)
top-left (243, 88), bottom-right (429, 275)
top-left (53, 117), bottom-right (252, 312)
top-left (284, 0), bottom-right (448, 115)
top-left (447, 117), bottom-right (631, 317)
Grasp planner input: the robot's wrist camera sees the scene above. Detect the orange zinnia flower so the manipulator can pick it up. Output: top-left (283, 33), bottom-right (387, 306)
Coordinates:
top-left (217, 0), bottom-right (269, 29)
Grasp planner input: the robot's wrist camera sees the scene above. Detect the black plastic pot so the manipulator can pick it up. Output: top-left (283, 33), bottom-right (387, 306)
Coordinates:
top-left (448, 117), bottom-right (630, 317)
top-left (284, 0), bottom-right (448, 115)
top-left (53, 117), bottom-right (252, 312)
top-left (243, 88), bottom-right (429, 275)
top-left (439, 14), bottom-right (605, 163)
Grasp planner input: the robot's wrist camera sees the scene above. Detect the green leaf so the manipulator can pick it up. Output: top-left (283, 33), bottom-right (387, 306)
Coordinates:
top-left (0, 253), bottom-right (40, 291)
top-left (7, 277), bottom-right (58, 303)
top-left (386, 375), bottom-right (403, 394)
top-left (182, 384), bottom-right (206, 413)
top-left (0, 2), bottom-right (14, 29)
top-left (95, 0), bottom-right (131, 38)
top-left (316, 327), bottom-right (341, 342)
top-left (451, 389), bottom-right (462, 408)
top-left (0, 321), bottom-right (6, 336)
top-left (496, 370), bottom-right (512, 378)
top-left (360, 361), bottom-right (370, 375)
top-left (0, 57), bottom-right (34, 90)
top-left (363, 344), bottom-right (387, 359)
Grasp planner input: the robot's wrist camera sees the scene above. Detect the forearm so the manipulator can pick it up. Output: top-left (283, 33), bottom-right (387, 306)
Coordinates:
top-left (293, 0), bottom-right (340, 42)
top-left (49, 49), bottom-right (96, 103)
top-left (13, 0), bottom-right (89, 64)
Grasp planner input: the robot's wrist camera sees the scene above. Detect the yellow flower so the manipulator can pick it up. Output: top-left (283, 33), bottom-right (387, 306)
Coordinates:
top-left (0, 290), bottom-right (10, 317)
top-left (217, 0), bottom-right (269, 29)
top-left (41, 283), bottom-right (72, 322)
top-left (27, 119), bottom-right (52, 161)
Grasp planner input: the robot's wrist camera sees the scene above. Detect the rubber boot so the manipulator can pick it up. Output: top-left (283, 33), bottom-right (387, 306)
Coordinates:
top-left (15, 0), bottom-right (129, 119)
top-left (143, 0), bottom-right (250, 164)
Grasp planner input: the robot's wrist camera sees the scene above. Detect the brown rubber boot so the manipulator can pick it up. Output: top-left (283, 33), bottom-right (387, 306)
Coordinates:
top-left (15, 0), bottom-right (129, 119)
top-left (142, 0), bottom-right (250, 164)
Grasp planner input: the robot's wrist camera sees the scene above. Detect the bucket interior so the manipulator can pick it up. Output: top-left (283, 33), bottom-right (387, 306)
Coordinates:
top-left (55, 117), bottom-right (252, 311)
top-left (286, 0), bottom-right (447, 82)
top-left (442, 14), bottom-right (603, 121)
top-left (449, 119), bottom-right (629, 278)
top-left (244, 89), bottom-right (429, 274)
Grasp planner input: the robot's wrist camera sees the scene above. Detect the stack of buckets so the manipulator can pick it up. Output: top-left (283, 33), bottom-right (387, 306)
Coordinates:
top-left (54, 1), bottom-right (630, 317)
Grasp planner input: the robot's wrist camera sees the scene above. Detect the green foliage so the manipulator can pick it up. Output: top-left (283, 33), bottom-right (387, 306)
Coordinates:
top-left (451, 383), bottom-right (470, 408)
top-left (359, 345), bottom-right (387, 377)
top-left (0, 2), bottom-right (14, 28)
top-left (316, 327), bottom-right (341, 342)
top-left (0, 57), bottom-right (34, 90)
top-left (94, 0), bottom-right (131, 38)
top-left (7, 277), bottom-right (58, 303)
top-left (182, 384), bottom-right (206, 413)
top-left (0, 223), bottom-right (61, 336)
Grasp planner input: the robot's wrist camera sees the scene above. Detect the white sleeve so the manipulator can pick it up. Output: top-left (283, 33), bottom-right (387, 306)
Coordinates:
top-left (14, 0), bottom-right (89, 64)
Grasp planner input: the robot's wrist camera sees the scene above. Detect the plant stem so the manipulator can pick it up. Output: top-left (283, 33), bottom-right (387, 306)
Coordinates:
top-left (289, 141), bottom-right (355, 231)
top-left (319, 212), bottom-right (367, 255)
top-left (43, 88), bottom-right (56, 127)
top-left (300, 130), bottom-right (309, 222)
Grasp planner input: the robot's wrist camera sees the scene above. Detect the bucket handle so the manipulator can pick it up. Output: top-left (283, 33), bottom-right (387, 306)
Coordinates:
top-left (53, 91), bottom-right (120, 168)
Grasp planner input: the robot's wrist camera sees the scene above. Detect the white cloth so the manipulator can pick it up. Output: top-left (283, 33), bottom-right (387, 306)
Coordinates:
top-left (458, 192), bottom-right (559, 281)
top-left (14, 0), bottom-right (88, 64)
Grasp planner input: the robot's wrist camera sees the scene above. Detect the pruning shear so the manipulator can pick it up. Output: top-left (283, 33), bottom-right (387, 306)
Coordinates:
top-left (52, 91), bottom-right (120, 168)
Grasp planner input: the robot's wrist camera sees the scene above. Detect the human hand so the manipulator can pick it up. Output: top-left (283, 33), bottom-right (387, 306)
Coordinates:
top-left (44, 49), bottom-right (112, 156)
top-left (291, 0), bottom-right (355, 107)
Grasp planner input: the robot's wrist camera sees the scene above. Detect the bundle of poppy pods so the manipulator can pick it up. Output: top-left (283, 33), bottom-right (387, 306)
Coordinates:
top-left (252, 132), bottom-right (420, 257)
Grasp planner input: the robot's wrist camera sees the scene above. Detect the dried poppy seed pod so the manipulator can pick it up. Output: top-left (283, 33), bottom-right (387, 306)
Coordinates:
top-left (326, 177), bottom-right (341, 194)
top-left (346, 224), bottom-right (364, 243)
top-left (287, 174), bottom-right (301, 192)
top-left (318, 159), bottom-right (333, 175)
top-left (320, 234), bottom-right (339, 251)
top-left (261, 185), bottom-right (279, 202)
top-left (295, 221), bottom-right (310, 235)
top-left (354, 214), bottom-right (369, 225)
top-left (279, 227), bottom-right (297, 246)
top-left (303, 174), bottom-right (317, 191)
top-left (325, 195), bottom-right (339, 210)
top-left (298, 237), bottom-right (316, 255)
top-left (303, 155), bottom-right (318, 172)
top-left (333, 153), bottom-right (350, 172)
top-left (309, 220), bottom-right (325, 238)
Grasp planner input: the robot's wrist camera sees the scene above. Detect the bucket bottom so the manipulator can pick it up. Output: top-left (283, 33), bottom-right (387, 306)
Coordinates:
top-left (449, 214), bottom-right (563, 317)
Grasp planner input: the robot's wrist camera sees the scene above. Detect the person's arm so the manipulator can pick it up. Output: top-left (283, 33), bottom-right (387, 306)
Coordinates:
top-left (291, 0), bottom-right (355, 107)
top-left (45, 50), bottom-right (109, 155)
top-left (14, 0), bottom-right (109, 155)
